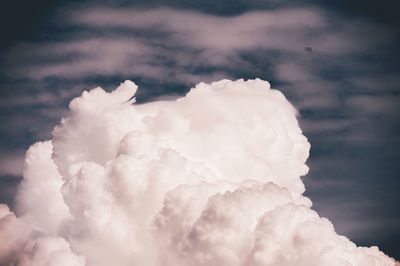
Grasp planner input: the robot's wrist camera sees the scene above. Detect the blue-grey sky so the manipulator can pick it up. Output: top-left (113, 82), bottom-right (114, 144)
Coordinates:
top-left (0, 0), bottom-right (399, 259)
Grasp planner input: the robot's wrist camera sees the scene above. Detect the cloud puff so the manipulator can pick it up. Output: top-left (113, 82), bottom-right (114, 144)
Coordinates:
top-left (0, 79), bottom-right (397, 265)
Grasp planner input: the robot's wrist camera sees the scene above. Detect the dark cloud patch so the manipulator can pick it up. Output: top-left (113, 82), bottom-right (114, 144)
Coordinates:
top-left (0, 175), bottom-right (22, 209)
top-left (317, 0), bottom-right (400, 29)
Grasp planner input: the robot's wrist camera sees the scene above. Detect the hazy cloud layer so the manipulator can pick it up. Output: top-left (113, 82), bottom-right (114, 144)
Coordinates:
top-left (3, 6), bottom-right (394, 83)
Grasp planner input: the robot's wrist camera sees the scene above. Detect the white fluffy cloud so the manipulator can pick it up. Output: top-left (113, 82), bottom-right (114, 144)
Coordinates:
top-left (0, 79), bottom-right (397, 265)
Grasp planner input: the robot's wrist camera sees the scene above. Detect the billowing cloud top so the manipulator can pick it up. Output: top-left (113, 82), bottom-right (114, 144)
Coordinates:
top-left (0, 79), bottom-right (397, 265)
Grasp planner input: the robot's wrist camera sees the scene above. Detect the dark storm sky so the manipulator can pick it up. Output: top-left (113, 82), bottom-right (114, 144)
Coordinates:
top-left (0, 0), bottom-right (399, 260)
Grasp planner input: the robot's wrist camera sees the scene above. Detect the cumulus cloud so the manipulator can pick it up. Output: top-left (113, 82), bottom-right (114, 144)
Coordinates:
top-left (0, 79), bottom-right (397, 265)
